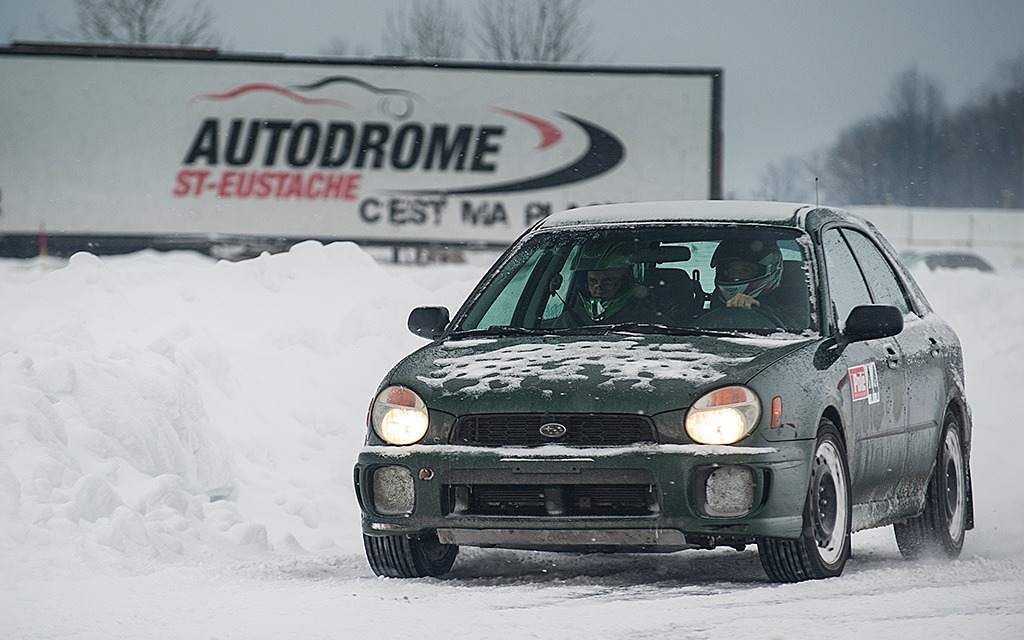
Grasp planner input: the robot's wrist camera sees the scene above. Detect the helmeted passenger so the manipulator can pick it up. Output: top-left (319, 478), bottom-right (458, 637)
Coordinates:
top-left (554, 241), bottom-right (655, 326)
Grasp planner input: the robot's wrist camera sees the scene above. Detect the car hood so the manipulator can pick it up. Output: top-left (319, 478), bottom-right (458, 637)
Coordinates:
top-left (392, 333), bottom-right (814, 416)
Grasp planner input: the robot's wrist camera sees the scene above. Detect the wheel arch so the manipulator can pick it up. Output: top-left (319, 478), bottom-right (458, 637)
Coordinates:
top-left (821, 405), bottom-right (847, 450)
top-left (945, 395), bottom-right (973, 454)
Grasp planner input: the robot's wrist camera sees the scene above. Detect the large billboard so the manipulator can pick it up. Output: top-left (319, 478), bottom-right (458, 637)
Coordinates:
top-left (0, 49), bottom-right (722, 254)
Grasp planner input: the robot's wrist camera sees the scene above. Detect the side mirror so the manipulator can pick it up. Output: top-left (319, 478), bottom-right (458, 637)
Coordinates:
top-left (547, 272), bottom-right (564, 296)
top-left (408, 306), bottom-right (450, 339)
top-left (841, 305), bottom-right (903, 343)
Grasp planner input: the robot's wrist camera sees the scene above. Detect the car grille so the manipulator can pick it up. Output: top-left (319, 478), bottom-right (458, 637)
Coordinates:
top-left (449, 413), bottom-right (658, 447)
top-left (447, 484), bottom-right (658, 517)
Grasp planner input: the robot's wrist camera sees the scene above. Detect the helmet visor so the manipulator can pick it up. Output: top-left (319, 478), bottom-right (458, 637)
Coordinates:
top-left (718, 259), bottom-right (769, 283)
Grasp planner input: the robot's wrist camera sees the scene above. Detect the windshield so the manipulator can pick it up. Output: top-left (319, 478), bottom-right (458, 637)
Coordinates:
top-left (454, 224), bottom-right (814, 336)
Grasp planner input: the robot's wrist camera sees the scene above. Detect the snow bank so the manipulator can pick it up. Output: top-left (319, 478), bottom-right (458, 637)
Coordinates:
top-left (0, 242), bottom-right (483, 569)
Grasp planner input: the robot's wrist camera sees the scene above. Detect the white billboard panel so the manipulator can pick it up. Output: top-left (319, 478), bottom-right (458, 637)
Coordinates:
top-left (0, 51), bottom-right (721, 251)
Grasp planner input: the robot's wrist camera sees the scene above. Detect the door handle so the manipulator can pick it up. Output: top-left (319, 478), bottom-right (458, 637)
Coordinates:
top-left (928, 337), bottom-right (942, 358)
top-left (885, 346), bottom-right (900, 369)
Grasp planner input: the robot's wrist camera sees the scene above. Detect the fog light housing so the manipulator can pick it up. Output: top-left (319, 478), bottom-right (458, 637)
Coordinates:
top-left (372, 465), bottom-right (415, 515)
top-left (703, 465), bottom-right (755, 517)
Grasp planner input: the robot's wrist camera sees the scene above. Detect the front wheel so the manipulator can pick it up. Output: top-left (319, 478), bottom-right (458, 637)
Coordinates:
top-left (759, 419), bottom-right (851, 582)
top-left (893, 410), bottom-right (968, 560)
top-left (363, 531), bottom-right (458, 578)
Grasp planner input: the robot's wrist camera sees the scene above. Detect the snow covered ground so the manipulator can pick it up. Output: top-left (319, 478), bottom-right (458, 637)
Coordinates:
top-left (1, 241), bottom-right (1022, 639)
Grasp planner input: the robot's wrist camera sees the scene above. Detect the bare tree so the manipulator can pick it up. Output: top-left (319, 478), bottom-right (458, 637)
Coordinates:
top-left (945, 51), bottom-right (1024, 208)
top-left (71, 0), bottom-right (220, 46)
top-left (824, 117), bottom-right (899, 205)
top-left (383, 0), bottom-right (467, 59)
top-left (754, 155), bottom-right (823, 203)
top-left (1001, 52), bottom-right (1024, 206)
top-left (884, 67), bottom-right (948, 206)
top-left (815, 67), bottom-right (948, 206)
top-left (476, 0), bottom-right (591, 63)
top-left (998, 50), bottom-right (1024, 91)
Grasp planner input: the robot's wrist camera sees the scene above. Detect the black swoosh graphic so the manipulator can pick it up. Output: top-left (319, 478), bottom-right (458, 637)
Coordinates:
top-left (290, 75), bottom-right (421, 101)
top-left (392, 113), bottom-right (625, 196)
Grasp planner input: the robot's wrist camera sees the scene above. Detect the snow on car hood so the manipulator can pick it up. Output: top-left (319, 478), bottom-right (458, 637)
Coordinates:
top-left (397, 333), bottom-right (811, 416)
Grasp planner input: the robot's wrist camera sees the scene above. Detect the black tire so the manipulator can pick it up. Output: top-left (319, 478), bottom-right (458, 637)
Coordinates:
top-left (759, 419), bottom-right (852, 582)
top-left (893, 410), bottom-right (968, 560)
top-left (363, 531), bottom-right (458, 578)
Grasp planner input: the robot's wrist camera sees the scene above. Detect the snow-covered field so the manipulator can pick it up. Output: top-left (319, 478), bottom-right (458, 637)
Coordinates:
top-left (1, 241), bottom-right (1022, 639)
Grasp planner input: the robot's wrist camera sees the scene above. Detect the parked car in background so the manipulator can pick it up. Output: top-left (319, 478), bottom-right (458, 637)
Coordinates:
top-left (354, 201), bottom-right (974, 582)
top-left (901, 249), bottom-right (995, 273)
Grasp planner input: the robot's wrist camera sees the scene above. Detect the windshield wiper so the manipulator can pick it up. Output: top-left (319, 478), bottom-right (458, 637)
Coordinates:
top-left (594, 322), bottom-right (746, 338)
top-left (449, 324), bottom-right (751, 340)
top-left (448, 326), bottom-right (556, 338)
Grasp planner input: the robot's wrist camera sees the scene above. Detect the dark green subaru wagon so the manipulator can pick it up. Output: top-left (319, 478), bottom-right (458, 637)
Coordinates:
top-left (354, 201), bottom-right (973, 582)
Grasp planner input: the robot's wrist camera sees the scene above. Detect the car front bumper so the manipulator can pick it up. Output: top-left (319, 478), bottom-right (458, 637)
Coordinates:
top-left (354, 441), bottom-right (814, 550)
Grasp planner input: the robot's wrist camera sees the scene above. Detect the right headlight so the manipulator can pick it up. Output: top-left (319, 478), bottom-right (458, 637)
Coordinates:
top-left (371, 385), bottom-right (429, 445)
top-left (685, 385), bottom-right (761, 445)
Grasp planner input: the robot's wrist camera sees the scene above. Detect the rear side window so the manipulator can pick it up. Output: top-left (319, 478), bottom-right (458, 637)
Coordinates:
top-left (839, 229), bottom-right (911, 315)
top-left (822, 228), bottom-right (872, 332)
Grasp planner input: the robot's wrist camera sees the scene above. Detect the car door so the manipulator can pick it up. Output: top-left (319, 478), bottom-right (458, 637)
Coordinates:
top-left (821, 227), bottom-right (907, 507)
top-left (840, 229), bottom-right (945, 496)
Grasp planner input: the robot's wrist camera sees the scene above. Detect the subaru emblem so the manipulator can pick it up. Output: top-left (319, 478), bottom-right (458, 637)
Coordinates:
top-left (539, 422), bottom-right (568, 439)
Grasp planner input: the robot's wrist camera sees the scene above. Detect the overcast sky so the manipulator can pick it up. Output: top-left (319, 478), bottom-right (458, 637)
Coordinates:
top-left (3, 0), bottom-right (1023, 198)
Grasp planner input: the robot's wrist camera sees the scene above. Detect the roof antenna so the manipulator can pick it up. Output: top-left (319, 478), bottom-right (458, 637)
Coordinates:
top-left (814, 177), bottom-right (820, 206)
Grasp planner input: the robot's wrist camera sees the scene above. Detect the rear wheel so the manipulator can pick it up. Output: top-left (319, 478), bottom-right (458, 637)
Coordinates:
top-left (759, 419), bottom-right (851, 582)
top-left (894, 410), bottom-right (967, 560)
top-left (363, 531), bottom-right (458, 578)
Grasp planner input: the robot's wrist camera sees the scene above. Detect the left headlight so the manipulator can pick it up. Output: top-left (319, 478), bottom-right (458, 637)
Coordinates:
top-left (685, 386), bottom-right (761, 445)
top-left (371, 385), bottom-right (429, 445)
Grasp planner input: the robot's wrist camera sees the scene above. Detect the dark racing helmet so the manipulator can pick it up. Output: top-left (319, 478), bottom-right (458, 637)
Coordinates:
top-left (711, 238), bottom-right (784, 302)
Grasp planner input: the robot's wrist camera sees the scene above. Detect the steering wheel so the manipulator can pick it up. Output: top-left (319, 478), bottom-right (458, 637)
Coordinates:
top-left (693, 305), bottom-right (787, 330)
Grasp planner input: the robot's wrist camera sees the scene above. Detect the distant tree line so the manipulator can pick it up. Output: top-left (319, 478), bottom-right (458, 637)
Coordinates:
top-left (760, 55), bottom-right (1024, 209)
top-left (62, 0), bottom-right (590, 64)
top-left (66, 0), bottom-right (219, 46)
top-left (382, 0), bottom-right (590, 63)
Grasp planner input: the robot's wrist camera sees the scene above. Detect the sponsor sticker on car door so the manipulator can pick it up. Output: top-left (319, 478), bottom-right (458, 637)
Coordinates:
top-left (848, 362), bottom-right (881, 404)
